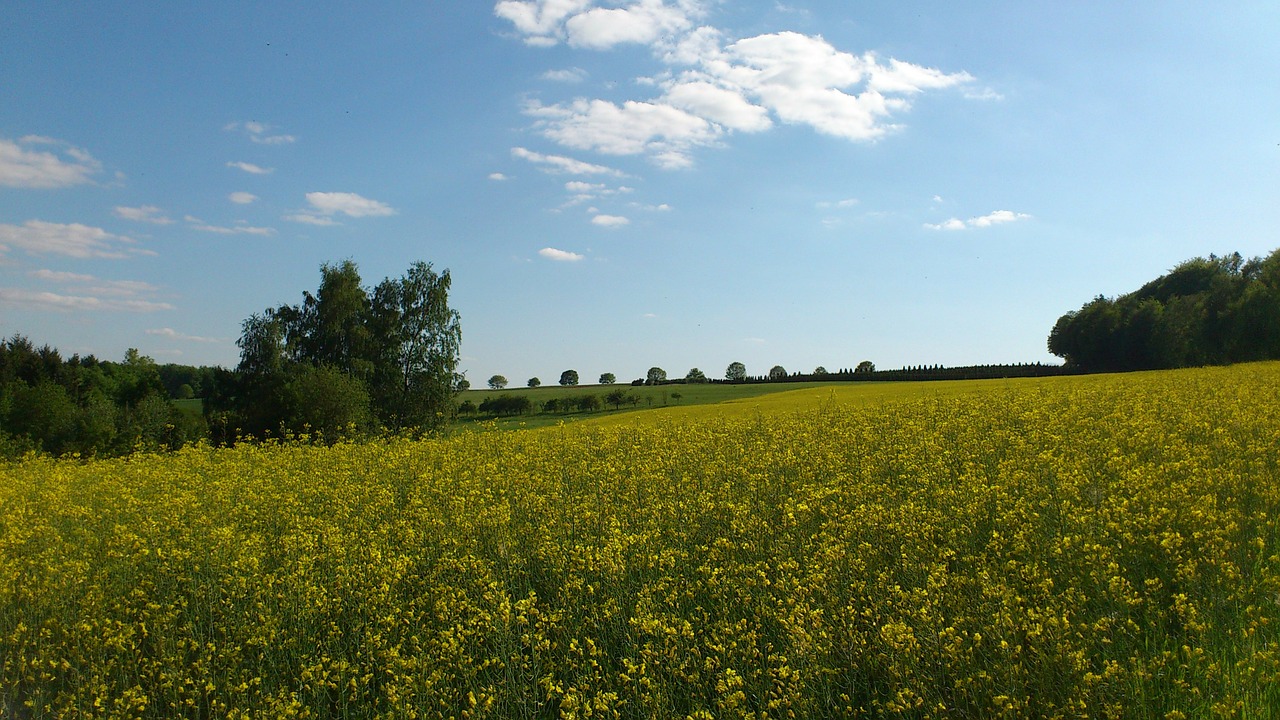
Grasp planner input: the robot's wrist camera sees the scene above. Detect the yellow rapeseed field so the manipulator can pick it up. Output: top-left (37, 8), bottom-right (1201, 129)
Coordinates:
top-left (3, 364), bottom-right (1279, 718)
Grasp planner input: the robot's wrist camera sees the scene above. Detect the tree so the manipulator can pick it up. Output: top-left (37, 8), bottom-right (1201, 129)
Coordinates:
top-left (685, 367), bottom-right (707, 383)
top-left (233, 260), bottom-right (461, 436)
top-left (527, 377), bottom-right (541, 388)
top-left (855, 360), bottom-right (875, 373)
top-left (769, 365), bottom-right (787, 381)
top-left (646, 367), bottom-right (667, 385)
top-left (599, 372), bottom-right (616, 385)
top-left (813, 366), bottom-right (828, 376)
top-left (605, 388), bottom-right (628, 410)
top-left (559, 369), bottom-right (579, 387)
top-left (726, 361), bottom-right (746, 382)
top-left (286, 364), bottom-right (371, 442)
top-left (488, 375), bottom-right (508, 390)
top-left (376, 258), bottom-right (463, 427)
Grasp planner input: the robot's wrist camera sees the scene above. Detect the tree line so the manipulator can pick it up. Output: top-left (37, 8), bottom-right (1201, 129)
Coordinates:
top-left (1048, 249), bottom-right (1280, 371)
top-left (0, 338), bottom-right (207, 458)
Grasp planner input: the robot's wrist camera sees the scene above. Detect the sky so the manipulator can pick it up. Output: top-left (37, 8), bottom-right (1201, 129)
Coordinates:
top-left (2, 2), bottom-right (1278, 385)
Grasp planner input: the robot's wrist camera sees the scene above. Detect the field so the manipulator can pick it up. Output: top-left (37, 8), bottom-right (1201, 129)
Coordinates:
top-left (3, 364), bottom-right (1280, 718)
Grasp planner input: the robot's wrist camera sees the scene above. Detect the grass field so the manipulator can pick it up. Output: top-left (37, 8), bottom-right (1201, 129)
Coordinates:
top-left (455, 382), bottom-right (837, 430)
top-left (4, 364), bottom-right (1280, 718)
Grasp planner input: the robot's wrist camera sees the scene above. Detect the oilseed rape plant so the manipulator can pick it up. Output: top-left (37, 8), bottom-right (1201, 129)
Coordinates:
top-left (3, 364), bottom-right (1280, 718)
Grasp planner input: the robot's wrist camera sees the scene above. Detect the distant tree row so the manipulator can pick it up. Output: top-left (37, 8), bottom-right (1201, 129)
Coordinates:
top-left (1049, 249), bottom-right (1280, 371)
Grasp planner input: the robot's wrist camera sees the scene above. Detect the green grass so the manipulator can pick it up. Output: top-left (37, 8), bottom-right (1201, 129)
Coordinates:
top-left (455, 382), bottom-right (837, 430)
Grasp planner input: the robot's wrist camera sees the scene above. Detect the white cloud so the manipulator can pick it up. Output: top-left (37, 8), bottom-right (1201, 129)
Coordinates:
top-left (511, 146), bottom-right (625, 176)
top-left (146, 327), bottom-right (223, 343)
top-left (0, 220), bottom-right (139, 259)
top-left (229, 191), bottom-right (258, 204)
top-left (494, 0), bottom-right (594, 43)
top-left (565, 0), bottom-right (695, 49)
top-left (924, 210), bottom-right (1031, 231)
top-left (226, 161), bottom-right (274, 175)
top-left (284, 213), bottom-right (341, 226)
top-left (497, 6), bottom-right (975, 166)
top-left (488, 172), bottom-right (511, 181)
top-left (0, 136), bottom-right (102, 188)
top-left (591, 213), bottom-right (630, 227)
top-left (0, 288), bottom-right (173, 313)
top-left (542, 67), bottom-right (588, 82)
top-left (5, 269), bottom-right (172, 312)
top-left (526, 98), bottom-right (717, 168)
top-left (662, 80), bottom-right (772, 132)
top-left (184, 216), bottom-right (276, 236)
top-left (539, 246), bottom-right (586, 261)
top-left (303, 191), bottom-right (396, 217)
top-left (114, 205), bottom-right (174, 224)
top-left (225, 121), bottom-right (296, 145)
top-left (816, 198), bottom-right (858, 209)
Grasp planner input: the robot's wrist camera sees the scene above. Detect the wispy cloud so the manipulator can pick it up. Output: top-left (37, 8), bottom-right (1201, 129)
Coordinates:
top-left (146, 327), bottom-right (224, 343)
top-left (115, 205), bottom-right (174, 224)
top-left (184, 216), bottom-right (276, 236)
top-left (511, 146), bottom-right (625, 176)
top-left (542, 67), bottom-right (588, 82)
top-left (4, 269), bottom-right (173, 312)
top-left (539, 247), bottom-right (585, 261)
top-left (228, 191), bottom-right (258, 204)
top-left (488, 172), bottom-right (511, 181)
top-left (224, 120), bottom-right (296, 145)
top-left (0, 220), bottom-right (143, 259)
top-left (226, 161), bottom-right (274, 175)
top-left (0, 136), bottom-right (102, 188)
top-left (924, 209), bottom-right (1032, 231)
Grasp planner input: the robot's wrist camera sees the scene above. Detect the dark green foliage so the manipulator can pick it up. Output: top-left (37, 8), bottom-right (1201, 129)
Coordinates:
top-left (0, 338), bottom-right (199, 457)
top-left (1048, 249), bottom-right (1280, 371)
top-left (479, 394), bottom-right (532, 416)
top-left (559, 369), bottom-right (579, 386)
top-left (685, 368), bottom-right (708, 383)
top-left (726, 361), bottom-right (746, 382)
top-left (646, 367), bottom-right (667, 385)
top-left (223, 260), bottom-right (461, 439)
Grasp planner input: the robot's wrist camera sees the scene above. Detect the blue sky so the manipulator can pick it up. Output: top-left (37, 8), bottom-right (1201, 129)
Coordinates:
top-left (2, 2), bottom-right (1277, 385)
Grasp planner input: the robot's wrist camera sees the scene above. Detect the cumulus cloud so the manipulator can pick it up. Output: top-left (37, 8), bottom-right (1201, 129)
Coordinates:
top-left (496, 4), bottom-right (975, 166)
top-left (539, 246), bottom-right (585, 261)
top-left (0, 220), bottom-right (141, 259)
top-left (226, 161), bottom-right (274, 175)
top-left (115, 205), bottom-right (174, 224)
top-left (564, 0), bottom-right (696, 49)
top-left (525, 98), bottom-right (717, 168)
top-left (511, 146), bottom-right (625, 176)
top-left (924, 210), bottom-right (1031, 231)
top-left (591, 213), bottom-right (630, 227)
top-left (225, 121), bottom-right (296, 145)
top-left (229, 192), bottom-right (258, 204)
top-left (0, 136), bottom-right (102, 188)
